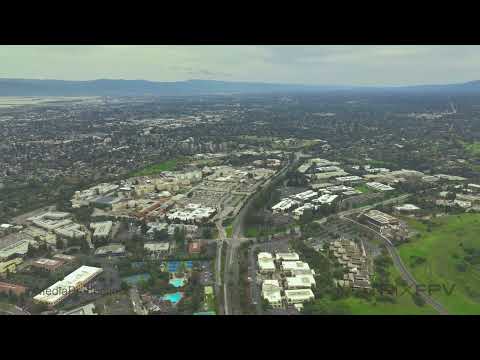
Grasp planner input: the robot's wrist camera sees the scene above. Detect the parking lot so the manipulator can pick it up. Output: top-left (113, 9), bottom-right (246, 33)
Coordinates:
top-left (197, 260), bottom-right (214, 285)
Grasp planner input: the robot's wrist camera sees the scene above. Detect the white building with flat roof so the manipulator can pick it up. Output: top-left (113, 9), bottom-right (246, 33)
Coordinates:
top-left (292, 203), bottom-right (319, 219)
top-left (394, 204), bottom-right (420, 213)
top-left (34, 266), bottom-right (103, 307)
top-left (271, 198), bottom-right (300, 213)
top-left (284, 289), bottom-right (315, 304)
top-left (90, 221), bottom-right (113, 239)
top-left (285, 275), bottom-right (316, 289)
top-left (336, 176), bottom-right (363, 183)
top-left (258, 252), bottom-right (273, 260)
top-left (281, 261), bottom-right (310, 274)
top-left (312, 194), bottom-right (338, 205)
top-left (258, 253), bottom-right (276, 274)
top-left (144, 242), bottom-right (170, 254)
top-left (366, 182), bottom-right (395, 192)
top-left (468, 184), bottom-right (480, 192)
top-left (261, 280), bottom-right (283, 308)
top-left (60, 302), bottom-right (97, 315)
top-left (0, 239), bottom-right (37, 260)
top-left (291, 190), bottom-right (318, 202)
top-left (94, 244), bottom-right (126, 256)
top-left (316, 166), bottom-right (342, 173)
top-left (275, 252), bottom-right (300, 261)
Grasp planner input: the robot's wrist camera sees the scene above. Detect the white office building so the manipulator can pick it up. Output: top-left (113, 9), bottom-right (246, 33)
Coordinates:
top-left (34, 266), bottom-right (103, 307)
top-left (258, 252), bottom-right (276, 274)
top-left (261, 280), bottom-right (283, 308)
top-left (284, 289), bottom-right (315, 305)
top-left (285, 275), bottom-right (316, 289)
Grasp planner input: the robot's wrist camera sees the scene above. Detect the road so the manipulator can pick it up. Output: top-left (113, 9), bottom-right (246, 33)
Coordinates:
top-left (214, 220), bottom-right (227, 314)
top-left (219, 152), bottom-right (302, 315)
top-left (337, 194), bottom-right (412, 218)
top-left (341, 216), bottom-right (449, 315)
top-left (129, 287), bottom-right (148, 315)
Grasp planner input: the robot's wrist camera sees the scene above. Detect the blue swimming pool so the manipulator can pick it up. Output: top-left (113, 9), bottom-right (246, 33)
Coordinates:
top-left (169, 278), bottom-right (186, 288)
top-left (167, 261), bottom-right (194, 273)
top-left (162, 292), bottom-right (184, 304)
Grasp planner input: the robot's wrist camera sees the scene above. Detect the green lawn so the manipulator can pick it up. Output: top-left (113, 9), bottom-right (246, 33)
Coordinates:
top-left (130, 159), bottom-right (179, 177)
top-left (355, 184), bottom-right (374, 194)
top-left (463, 141), bottom-right (480, 157)
top-left (226, 225), bottom-right (233, 238)
top-left (204, 292), bottom-right (216, 312)
top-left (342, 296), bottom-right (436, 315)
top-left (341, 263), bottom-right (437, 315)
top-left (245, 227), bottom-right (259, 238)
top-left (397, 214), bottom-right (480, 314)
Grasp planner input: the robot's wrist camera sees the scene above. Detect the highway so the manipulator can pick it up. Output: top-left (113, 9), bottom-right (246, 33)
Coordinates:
top-left (214, 220), bottom-right (228, 314)
top-left (341, 216), bottom-right (449, 315)
top-left (218, 152), bottom-right (302, 315)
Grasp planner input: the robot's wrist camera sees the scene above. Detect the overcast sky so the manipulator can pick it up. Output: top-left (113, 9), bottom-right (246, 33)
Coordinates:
top-left (1, 45), bottom-right (479, 86)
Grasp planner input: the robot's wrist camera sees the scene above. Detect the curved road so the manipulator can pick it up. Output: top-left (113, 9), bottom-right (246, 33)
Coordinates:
top-left (341, 216), bottom-right (449, 315)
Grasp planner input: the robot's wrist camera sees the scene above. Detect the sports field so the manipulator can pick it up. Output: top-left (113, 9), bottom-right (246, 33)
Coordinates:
top-left (397, 214), bottom-right (480, 314)
top-left (130, 159), bottom-right (178, 177)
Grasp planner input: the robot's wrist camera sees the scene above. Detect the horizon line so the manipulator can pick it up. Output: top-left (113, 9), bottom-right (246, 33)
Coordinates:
top-left (0, 77), bottom-right (477, 88)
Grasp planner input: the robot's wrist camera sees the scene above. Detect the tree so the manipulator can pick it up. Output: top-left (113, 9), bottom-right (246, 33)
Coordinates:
top-left (202, 226), bottom-right (214, 239)
top-left (174, 227), bottom-right (186, 251)
top-left (140, 222), bottom-right (149, 235)
top-left (445, 192), bottom-right (456, 201)
top-left (73, 206), bottom-right (93, 223)
top-left (154, 229), bottom-right (169, 242)
top-left (56, 238), bottom-right (64, 250)
top-left (120, 281), bottom-right (130, 291)
top-left (301, 208), bottom-right (314, 224)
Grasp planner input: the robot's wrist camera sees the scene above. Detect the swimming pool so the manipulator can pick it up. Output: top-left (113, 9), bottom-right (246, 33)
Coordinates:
top-left (167, 261), bottom-right (194, 273)
top-left (162, 292), bottom-right (184, 304)
top-left (169, 278), bottom-right (186, 288)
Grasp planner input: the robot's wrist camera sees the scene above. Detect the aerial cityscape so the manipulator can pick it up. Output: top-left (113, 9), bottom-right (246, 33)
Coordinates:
top-left (1, 45), bottom-right (480, 315)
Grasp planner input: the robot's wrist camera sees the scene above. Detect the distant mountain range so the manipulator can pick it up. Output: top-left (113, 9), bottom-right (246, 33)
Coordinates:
top-left (0, 78), bottom-right (478, 97)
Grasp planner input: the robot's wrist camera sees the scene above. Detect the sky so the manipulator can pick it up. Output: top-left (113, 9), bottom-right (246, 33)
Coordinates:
top-left (1, 45), bottom-right (479, 86)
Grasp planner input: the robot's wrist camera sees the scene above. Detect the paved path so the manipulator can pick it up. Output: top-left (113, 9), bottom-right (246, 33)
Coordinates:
top-left (129, 287), bottom-right (148, 315)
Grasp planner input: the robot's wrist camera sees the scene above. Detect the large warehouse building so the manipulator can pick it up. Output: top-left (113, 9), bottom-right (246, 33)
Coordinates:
top-left (33, 265), bottom-right (103, 307)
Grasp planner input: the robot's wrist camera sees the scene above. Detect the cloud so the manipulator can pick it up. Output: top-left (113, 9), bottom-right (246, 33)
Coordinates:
top-left (0, 45), bottom-right (479, 86)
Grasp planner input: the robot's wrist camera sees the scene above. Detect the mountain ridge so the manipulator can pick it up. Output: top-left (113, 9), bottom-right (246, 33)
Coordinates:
top-left (0, 78), bottom-right (478, 96)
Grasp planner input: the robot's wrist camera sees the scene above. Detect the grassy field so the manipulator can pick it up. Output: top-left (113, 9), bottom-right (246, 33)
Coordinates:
top-left (203, 289), bottom-right (216, 312)
top-left (355, 184), bottom-right (374, 194)
top-left (463, 141), bottom-right (480, 156)
top-left (245, 227), bottom-right (259, 238)
top-left (397, 214), bottom-right (480, 314)
top-left (226, 225), bottom-right (234, 238)
top-left (342, 264), bottom-right (436, 315)
top-left (130, 159), bottom-right (179, 177)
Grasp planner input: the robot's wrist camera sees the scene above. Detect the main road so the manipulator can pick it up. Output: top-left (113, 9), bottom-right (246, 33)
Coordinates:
top-left (218, 152), bottom-right (302, 315)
